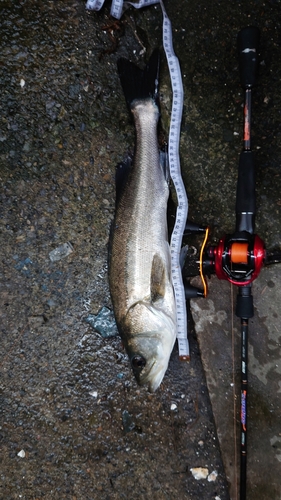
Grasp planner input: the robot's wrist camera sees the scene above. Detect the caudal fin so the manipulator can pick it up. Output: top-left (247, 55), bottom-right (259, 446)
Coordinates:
top-left (117, 49), bottom-right (160, 109)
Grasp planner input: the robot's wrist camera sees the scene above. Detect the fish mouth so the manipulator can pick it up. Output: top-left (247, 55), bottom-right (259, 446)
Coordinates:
top-left (139, 358), bottom-right (166, 393)
top-left (130, 356), bottom-right (161, 392)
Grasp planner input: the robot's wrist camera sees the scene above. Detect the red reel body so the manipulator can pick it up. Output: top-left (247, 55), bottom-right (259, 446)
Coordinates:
top-left (207, 233), bottom-right (265, 286)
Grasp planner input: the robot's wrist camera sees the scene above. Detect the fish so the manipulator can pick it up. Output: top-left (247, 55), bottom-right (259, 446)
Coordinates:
top-left (109, 50), bottom-right (177, 392)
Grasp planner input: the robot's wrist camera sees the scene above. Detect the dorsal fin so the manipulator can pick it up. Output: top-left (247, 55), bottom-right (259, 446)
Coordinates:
top-left (115, 156), bottom-right (133, 206)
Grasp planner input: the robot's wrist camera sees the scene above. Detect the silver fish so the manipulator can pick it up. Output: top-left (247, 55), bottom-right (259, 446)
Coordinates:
top-left (109, 51), bottom-right (177, 392)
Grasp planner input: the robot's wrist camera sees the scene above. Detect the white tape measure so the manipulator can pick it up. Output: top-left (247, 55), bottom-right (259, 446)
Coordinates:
top-left (160, 2), bottom-right (189, 360)
top-left (86, 0), bottom-right (190, 359)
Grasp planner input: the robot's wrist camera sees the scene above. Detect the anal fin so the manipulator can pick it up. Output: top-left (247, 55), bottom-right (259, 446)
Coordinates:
top-left (115, 155), bottom-right (133, 205)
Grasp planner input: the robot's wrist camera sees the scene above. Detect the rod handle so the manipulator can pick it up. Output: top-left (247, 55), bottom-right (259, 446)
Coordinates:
top-left (235, 151), bottom-right (256, 233)
top-left (237, 26), bottom-right (260, 88)
top-left (236, 285), bottom-right (254, 319)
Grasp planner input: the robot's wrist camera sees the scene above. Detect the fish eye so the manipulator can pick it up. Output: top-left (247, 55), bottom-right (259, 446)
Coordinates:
top-left (131, 355), bottom-right (146, 373)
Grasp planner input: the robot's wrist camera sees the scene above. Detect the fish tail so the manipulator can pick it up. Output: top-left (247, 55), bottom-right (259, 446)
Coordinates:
top-left (117, 49), bottom-right (160, 109)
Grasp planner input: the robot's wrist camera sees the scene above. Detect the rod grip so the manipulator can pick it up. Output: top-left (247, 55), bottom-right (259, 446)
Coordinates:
top-left (235, 151), bottom-right (256, 233)
top-left (237, 26), bottom-right (260, 88)
top-left (236, 286), bottom-right (254, 319)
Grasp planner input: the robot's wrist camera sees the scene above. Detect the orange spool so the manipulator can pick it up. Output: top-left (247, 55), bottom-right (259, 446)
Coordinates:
top-left (230, 242), bottom-right (248, 264)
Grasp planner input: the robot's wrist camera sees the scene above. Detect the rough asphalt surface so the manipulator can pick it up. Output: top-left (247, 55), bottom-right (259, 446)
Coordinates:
top-left (1, 1), bottom-right (280, 499)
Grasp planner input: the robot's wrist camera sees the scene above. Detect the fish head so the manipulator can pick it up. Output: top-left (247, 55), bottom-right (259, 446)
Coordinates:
top-left (124, 301), bottom-right (177, 392)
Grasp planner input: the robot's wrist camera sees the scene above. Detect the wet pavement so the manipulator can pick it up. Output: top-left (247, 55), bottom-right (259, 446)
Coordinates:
top-left (0, 1), bottom-right (280, 499)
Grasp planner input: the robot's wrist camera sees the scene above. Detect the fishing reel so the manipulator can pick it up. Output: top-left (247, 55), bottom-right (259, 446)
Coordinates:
top-left (183, 223), bottom-right (266, 300)
top-left (206, 232), bottom-right (265, 286)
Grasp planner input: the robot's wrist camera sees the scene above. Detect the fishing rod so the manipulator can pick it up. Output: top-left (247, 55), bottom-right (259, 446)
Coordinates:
top-left (182, 26), bottom-right (281, 499)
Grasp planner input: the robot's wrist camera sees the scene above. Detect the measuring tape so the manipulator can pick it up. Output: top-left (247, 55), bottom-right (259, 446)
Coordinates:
top-left (86, 0), bottom-right (190, 359)
top-left (160, 2), bottom-right (189, 360)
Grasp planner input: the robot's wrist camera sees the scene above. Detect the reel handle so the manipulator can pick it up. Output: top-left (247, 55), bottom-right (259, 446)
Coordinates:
top-left (238, 26), bottom-right (260, 88)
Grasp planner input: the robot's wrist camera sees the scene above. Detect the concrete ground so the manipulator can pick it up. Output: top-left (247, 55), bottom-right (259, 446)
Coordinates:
top-left (1, 1), bottom-right (281, 499)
